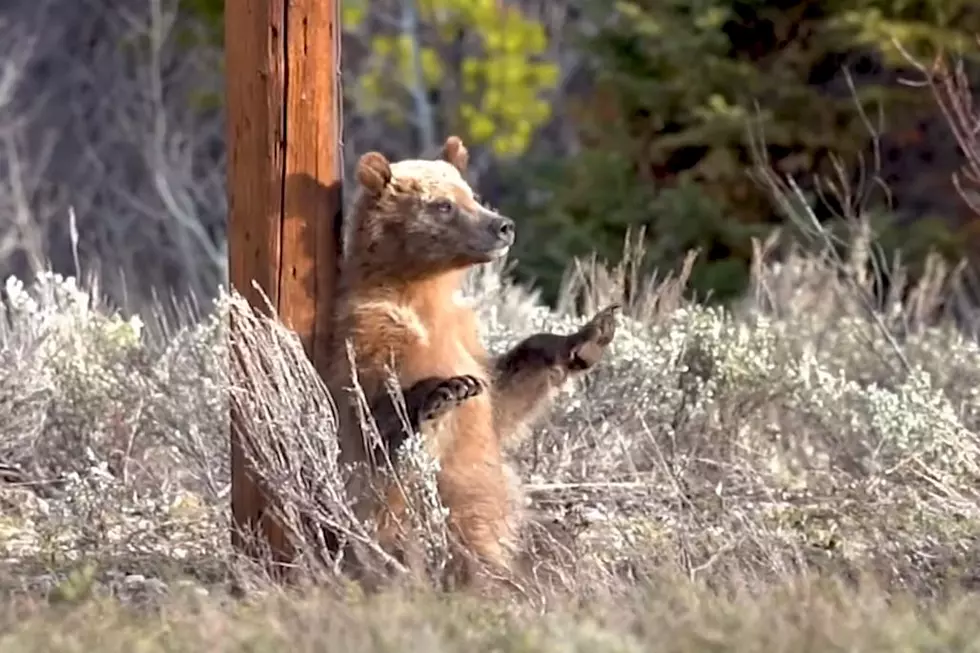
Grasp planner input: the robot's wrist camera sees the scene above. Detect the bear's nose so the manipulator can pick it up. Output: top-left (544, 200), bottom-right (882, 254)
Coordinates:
top-left (495, 217), bottom-right (515, 240)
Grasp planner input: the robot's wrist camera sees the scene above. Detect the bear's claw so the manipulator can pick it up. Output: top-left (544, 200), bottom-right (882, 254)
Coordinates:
top-left (567, 303), bottom-right (621, 371)
top-left (418, 374), bottom-right (486, 422)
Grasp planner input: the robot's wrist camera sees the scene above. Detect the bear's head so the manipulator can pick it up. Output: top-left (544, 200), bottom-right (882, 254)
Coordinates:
top-left (344, 136), bottom-right (515, 283)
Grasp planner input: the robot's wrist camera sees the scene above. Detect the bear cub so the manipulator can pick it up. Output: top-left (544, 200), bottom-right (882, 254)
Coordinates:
top-left (324, 135), bottom-right (618, 586)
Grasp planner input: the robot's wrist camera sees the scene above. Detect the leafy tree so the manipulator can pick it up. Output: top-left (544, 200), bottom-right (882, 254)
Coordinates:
top-left (357, 0), bottom-right (557, 157)
top-left (504, 0), bottom-right (980, 303)
top-left (182, 0), bottom-right (558, 159)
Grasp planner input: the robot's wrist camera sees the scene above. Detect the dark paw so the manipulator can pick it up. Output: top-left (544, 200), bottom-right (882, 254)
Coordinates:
top-left (567, 303), bottom-right (620, 371)
top-left (418, 374), bottom-right (486, 422)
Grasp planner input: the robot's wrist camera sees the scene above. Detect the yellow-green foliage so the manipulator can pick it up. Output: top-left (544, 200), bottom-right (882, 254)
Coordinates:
top-left (356, 0), bottom-right (558, 158)
top-left (181, 0), bottom-right (557, 157)
top-left (831, 1), bottom-right (979, 64)
top-left (342, 0), bottom-right (369, 30)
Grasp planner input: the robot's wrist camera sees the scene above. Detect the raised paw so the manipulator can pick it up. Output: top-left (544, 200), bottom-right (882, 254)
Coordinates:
top-left (566, 303), bottom-right (620, 371)
top-left (418, 374), bottom-right (486, 423)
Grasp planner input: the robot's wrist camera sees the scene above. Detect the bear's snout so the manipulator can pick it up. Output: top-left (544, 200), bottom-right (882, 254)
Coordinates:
top-left (455, 207), bottom-right (516, 262)
top-left (491, 216), bottom-right (516, 244)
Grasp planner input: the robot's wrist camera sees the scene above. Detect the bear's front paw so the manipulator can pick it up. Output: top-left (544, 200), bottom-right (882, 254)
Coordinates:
top-left (418, 374), bottom-right (486, 423)
top-left (566, 303), bottom-right (620, 371)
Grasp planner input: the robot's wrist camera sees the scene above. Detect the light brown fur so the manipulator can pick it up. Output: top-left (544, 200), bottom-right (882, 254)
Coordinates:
top-left (325, 136), bottom-right (617, 586)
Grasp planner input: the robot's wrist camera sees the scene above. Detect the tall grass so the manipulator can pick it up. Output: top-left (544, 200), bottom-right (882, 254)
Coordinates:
top-left (1, 223), bottom-right (979, 648)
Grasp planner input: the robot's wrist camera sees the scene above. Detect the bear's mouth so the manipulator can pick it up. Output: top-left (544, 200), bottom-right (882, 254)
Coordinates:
top-left (463, 240), bottom-right (511, 264)
top-left (464, 209), bottom-right (515, 261)
top-left (463, 242), bottom-right (510, 264)
top-left (486, 244), bottom-right (511, 259)
top-left (472, 233), bottom-right (514, 260)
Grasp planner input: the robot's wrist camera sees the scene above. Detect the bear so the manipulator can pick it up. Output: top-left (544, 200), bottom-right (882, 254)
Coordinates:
top-left (323, 135), bottom-right (618, 588)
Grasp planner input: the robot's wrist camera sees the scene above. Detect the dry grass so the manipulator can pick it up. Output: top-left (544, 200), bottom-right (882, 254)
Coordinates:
top-left (2, 222), bottom-right (980, 649)
top-left (4, 572), bottom-right (980, 652)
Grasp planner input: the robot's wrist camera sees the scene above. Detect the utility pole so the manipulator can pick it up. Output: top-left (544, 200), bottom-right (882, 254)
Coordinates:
top-left (225, 0), bottom-right (343, 573)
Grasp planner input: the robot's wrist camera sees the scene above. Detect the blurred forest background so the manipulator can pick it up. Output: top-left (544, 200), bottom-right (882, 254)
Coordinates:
top-left (0, 0), bottom-right (979, 311)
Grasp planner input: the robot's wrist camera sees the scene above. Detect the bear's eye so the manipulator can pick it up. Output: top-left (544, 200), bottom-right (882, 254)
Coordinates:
top-left (432, 199), bottom-right (454, 214)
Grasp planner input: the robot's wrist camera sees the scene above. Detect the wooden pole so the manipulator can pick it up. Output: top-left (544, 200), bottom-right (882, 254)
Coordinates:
top-left (225, 0), bottom-right (343, 571)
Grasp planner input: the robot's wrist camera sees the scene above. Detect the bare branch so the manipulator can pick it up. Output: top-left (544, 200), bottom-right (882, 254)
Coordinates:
top-left (895, 37), bottom-right (980, 216)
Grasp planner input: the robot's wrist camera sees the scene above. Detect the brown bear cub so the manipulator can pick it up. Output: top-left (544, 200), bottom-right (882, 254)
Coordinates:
top-left (324, 135), bottom-right (618, 586)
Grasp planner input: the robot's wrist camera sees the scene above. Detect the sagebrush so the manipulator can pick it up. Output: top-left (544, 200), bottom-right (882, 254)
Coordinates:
top-left (1, 231), bottom-right (979, 647)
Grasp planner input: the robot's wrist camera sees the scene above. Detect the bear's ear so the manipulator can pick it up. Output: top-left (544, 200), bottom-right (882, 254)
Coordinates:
top-left (441, 136), bottom-right (469, 174)
top-left (356, 152), bottom-right (392, 196)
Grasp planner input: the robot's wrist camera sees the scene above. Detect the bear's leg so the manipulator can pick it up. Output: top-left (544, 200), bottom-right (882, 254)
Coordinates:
top-left (336, 376), bottom-right (485, 581)
top-left (437, 456), bottom-right (519, 585)
top-left (490, 304), bottom-right (619, 443)
top-left (367, 374), bottom-right (485, 465)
